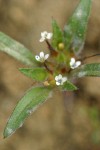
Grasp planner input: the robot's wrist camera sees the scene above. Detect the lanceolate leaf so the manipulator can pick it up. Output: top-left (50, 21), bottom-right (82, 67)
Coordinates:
top-left (4, 86), bottom-right (52, 138)
top-left (0, 32), bottom-right (36, 66)
top-left (19, 68), bottom-right (49, 81)
top-left (71, 63), bottom-right (100, 78)
top-left (52, 19), bottom-right (63, 49)
top-left (62, 80), bottom-right (77, 91)
top-left (64, 0), bottom-right (92, 55)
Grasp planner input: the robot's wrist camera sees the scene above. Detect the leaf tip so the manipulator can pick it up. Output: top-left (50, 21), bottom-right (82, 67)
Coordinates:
top-left (3, 126), bottom-right (15, 139)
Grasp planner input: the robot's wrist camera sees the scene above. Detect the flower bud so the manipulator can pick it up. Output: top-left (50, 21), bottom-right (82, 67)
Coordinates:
top-left (58, 43), bottom-right (65, 50)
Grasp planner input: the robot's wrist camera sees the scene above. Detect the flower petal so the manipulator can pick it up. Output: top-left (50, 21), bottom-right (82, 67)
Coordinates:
top-left (40, 52), bottom-right (44, 58)
top-left (56, 82), bottom-right (61, 85)
top-left (41, 31), bottom-right (47, 37)
top-left (70, 58), bottom-right (75, 66)
top-left (62, 77), bottom-right (67, 83)
top-left (58, 74), bottom-right (62, 79)
top-left (44, 54), bottom-right (49, 60)
top-left (55, 76), bottom-right (59, 81)
top-left (39, 37), bottom-right (45, 42)
top-left (75, 61), bottom-right (81, 67)
top-left (47, 33), bottom-right (53, 39)
top-left (35, 55), bottom-right (40, 61)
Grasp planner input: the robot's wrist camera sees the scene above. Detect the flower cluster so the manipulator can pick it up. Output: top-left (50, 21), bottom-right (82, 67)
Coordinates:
top-left (39, 31), bottom-right (53, 42)
top-left (35, 31), bottom-right (82, 86)
top-left (35, 51), bottom-right (49, 63)
top-left (70, 58), bottom-right (81, 69)
top-left (55, 74), bottom-right (67, 85)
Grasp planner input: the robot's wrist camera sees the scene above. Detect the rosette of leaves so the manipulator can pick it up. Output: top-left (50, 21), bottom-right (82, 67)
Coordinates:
top-left (0, 0), bottom-right (99, 138)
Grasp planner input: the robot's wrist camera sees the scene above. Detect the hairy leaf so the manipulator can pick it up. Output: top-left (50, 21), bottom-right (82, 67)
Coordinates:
top-left (0, 32), bottom-right (36, 66)
top-left (4, 86), bottom-right (52, 138)
top-left (52, 19), bottom-right (63, 49)
top-left (64, 0), bottom-right (92, 55)
top-left (71, 63), bottom-right (100, 78)
top-left (62, 81), bottom-right (77, 91)
top-left (19, 68), bottom-right (49, 81)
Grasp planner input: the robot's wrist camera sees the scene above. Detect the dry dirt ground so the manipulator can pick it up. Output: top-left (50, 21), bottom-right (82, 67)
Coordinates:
top-left (0, 0), bottom-right (100, 150)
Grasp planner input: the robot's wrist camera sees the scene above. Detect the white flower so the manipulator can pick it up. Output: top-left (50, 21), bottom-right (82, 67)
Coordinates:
top-left (55, 74), bottom-right (67, 86)
top-left (70, 58), bottom-right (81, 69)
top-left (39, 31), bottom-right (53, 42)
top-left (35, 51), bottom-right (49, 62)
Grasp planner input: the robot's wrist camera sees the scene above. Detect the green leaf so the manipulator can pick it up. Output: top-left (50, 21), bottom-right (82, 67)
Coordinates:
top-left (19, 68), bottom-right (49, 81)
top-left (61, 80), bottom-right (77, 91)
top-left (4, 86), bottom-right (52, 138)
top-left (52, 19), bottom-right (63, 49)
top-left (64, 0), bottom-right (92, 54)
top-left (56, 53), bottom-right (66, 64)
top-left (0, 32), bottom-right (36, 66)
top-left (71, 63), bottom-right (100, 78)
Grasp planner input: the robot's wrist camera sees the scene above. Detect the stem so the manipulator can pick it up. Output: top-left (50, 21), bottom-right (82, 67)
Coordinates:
top-left (78, 54), bottom-right (100, 62)
top-left (45, 40), bottom-right (58, 56)
top-left (44, 62), bottom-right (53, 74)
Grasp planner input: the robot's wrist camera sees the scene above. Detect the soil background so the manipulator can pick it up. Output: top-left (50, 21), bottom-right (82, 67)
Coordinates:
top-left (0, 0), bottom-right (100, 150)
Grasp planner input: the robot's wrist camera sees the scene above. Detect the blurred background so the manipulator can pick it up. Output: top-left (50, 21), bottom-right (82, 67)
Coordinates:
top-left (0, 0), bottom-right (100, 150)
